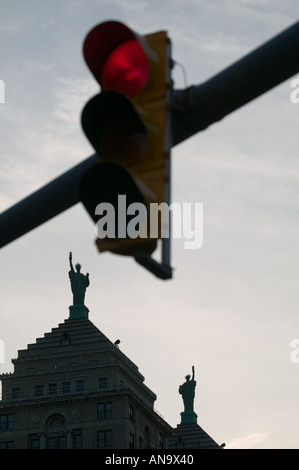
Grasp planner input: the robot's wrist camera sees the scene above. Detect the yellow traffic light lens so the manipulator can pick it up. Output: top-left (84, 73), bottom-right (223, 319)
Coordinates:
top-left (101, 39), bottom-right (149, 97)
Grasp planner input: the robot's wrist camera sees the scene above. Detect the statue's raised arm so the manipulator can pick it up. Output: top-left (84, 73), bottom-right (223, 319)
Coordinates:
top-left (69, 252), bottom-right (74, 272)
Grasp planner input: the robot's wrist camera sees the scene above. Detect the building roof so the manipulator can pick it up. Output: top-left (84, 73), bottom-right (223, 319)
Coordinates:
top-left (168, 422), bottom-right (221, 449)
top-left (2, 316), bottom-right (157, 408)
top-left (16, 317), bottom-right (140, 375)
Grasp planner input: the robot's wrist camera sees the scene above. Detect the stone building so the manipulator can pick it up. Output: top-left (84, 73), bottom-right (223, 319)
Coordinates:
top-left (0, 254), bottom-right (222, 449)
top-left (0, 314), bottom-right (174, 449)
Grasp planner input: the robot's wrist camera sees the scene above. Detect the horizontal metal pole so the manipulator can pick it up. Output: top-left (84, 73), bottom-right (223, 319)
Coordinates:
top-left (0, 21), bottom-right (298, 249)
top-left (172, 20), bottom-right (299, 145)
top-left (0, 154), bottom-right (98, 248)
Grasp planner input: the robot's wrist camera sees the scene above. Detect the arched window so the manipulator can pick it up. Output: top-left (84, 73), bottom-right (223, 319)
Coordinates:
top-left (45, 413), bottom-right (67, 449)
top-left (46, 413), bottom-right (66, 428)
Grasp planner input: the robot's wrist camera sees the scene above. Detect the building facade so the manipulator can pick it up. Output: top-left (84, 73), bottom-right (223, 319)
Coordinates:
top-left (0, 315), bottom-right (173, 449)
top-left (0, 256), bottom-right (222, 449)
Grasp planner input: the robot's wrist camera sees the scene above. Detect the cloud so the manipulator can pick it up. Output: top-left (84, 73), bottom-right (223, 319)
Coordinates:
top-left (52, 76), bottom-right (97, 129)
top-left (0, 74), bottom-right (97, 210)
top-left (226, 432), bottom-right (269, 449)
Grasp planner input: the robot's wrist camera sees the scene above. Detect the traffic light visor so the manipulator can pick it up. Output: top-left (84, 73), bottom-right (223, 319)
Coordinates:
top-left (83, 21), bottom-right (149, 95)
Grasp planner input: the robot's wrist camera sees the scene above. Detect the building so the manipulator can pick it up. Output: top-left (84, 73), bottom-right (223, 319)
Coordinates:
top-left (0, 255), bottom-right (222, 449)
top-left (168, 422), bottom-right (222, 449)
top-left (0, 313), bottom-right (174, 449)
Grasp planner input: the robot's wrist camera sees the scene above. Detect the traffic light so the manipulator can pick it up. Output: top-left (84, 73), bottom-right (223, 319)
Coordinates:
top-left (80, 21), bottom-right (173, 279)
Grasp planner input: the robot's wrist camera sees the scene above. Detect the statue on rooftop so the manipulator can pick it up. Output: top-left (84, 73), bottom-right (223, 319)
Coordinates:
top-left (68, 252), bottom-right (90, 306)
top-left (179, 366), bottom-right (198, 424)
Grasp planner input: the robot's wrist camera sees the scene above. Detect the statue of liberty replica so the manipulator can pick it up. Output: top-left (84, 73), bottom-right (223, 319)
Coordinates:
top-left (68, 252), bottom-right (90, 319)
top-left (179, 366), bottom-right (198, 424)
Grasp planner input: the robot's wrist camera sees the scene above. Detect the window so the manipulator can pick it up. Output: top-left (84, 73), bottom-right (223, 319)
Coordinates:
top-left (99, 377), bottom-right (107, 390)
top-left (49, 383), bottom-right (57, 395)
top-left (0, 414), bottom-right (14, 431)
top-left (62, 382), bottom-right (71, 394)
top-left (139, 436), bottom-right (144, 449)
top-left (30, 438), bottom-right (40, 449)
top-left (47, 436), bottom-right (66, 449)
top-left (97, 402), bottom-right (112, 420)
top-left (47, 437), bottom-right (56, 449)
top-left (98, 430), bottom-right (112, 448)
top-left (12, 387), bottom-right (20, 400)
top-left (76, 380), bottom-right (84, 393)
top-left (73, 429), bottom-right (82, 449)
top-left (129, 433), bottom-right (135, 449)
top-left (129, 405), bottom-right (135, 422)
top-left (35, 385), bottom-right (44, 397)
top-left (0, 441), bottom-right (14, 449)
top-left (46, 413), bottom-right (66, 428)
top-left (58, 436), bottom-right (66, 449)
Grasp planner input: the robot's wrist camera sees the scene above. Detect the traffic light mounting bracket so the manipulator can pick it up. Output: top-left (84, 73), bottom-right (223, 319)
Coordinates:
top-left (143, 35), bottom-right (173, 280)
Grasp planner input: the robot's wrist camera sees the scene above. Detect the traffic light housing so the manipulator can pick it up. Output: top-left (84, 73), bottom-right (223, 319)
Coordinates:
top-left (80, 21), bottom-right (172, 279)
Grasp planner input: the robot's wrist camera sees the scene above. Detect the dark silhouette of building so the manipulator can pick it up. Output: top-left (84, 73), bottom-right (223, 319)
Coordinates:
top-left (0, 255), bottom-right (223, 449)
top-left (0, 314), bottom-right (173, 449)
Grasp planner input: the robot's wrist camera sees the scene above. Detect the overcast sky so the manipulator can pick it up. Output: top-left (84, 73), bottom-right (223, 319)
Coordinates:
top-left (1, 0), bottom-right (299, 449)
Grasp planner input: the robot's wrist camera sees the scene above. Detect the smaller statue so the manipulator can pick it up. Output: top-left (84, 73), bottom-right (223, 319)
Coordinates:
top-left (179, 366), bottom-right (196, 413)
top-left (179, 366), bottom-right (197, 424)
top-left (68, 252), bottom-right (90, 306)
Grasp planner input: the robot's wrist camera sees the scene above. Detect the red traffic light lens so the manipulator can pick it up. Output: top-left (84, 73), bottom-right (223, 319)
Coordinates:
top-left (101, 39), bottom-right (149, 97)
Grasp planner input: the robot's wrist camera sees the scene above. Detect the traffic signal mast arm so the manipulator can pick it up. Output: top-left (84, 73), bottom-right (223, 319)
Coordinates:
top-left (0, 153), bottom-right (97, 250)
top-left (172, 20), bottom-right (299, 146)
top-left (0, 20), bottom-right (298, 273)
